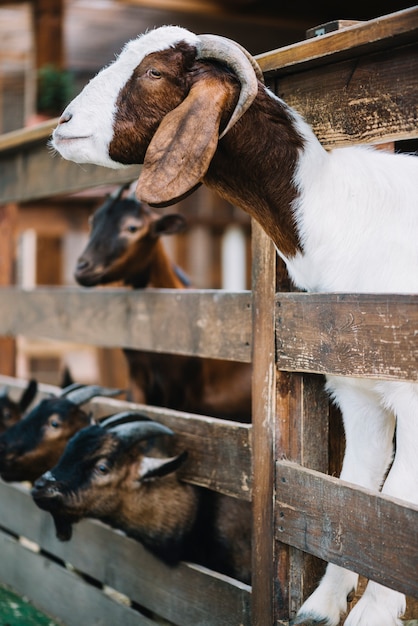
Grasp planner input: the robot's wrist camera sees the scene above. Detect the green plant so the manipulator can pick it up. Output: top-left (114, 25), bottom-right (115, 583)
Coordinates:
top-left (36, 65), bottom-right (74, 116)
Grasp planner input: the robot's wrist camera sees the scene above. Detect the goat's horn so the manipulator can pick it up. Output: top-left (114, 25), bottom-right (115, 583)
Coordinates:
top-left (197, 34), bottom-right (263, 138)
top-left (108, 420), bottom-right (174, 443)
top-left (64, 385), bottom-right (124, 406)
top-left (60, 382), bottom-right (86, 396)
top-left (100, 411), bottom-right (151, 429)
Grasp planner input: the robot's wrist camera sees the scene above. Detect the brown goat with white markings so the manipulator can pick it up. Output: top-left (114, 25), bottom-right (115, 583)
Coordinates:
top-left (75, 187), bottom-right (252, 421)
top-left (32, 413), bottom-right (251, 583)
top-left (50, 25), bottom-right (418, 625)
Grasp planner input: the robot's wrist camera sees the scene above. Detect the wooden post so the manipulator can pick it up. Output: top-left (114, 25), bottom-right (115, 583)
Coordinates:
top-left (32, 0), bottom-right (65, 71)
top-left (0, 204), bottom-right (17, 375)
top-left (251, 220), bottom-right (277, 624)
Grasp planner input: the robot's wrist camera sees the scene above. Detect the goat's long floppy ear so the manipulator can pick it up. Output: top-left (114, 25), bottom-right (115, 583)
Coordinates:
top-left (136, 77), bottom-right (230, 207)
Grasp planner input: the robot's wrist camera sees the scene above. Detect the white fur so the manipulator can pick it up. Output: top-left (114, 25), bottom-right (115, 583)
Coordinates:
top-left (51, 26), bottom-right (199, 168)
top-left (50, 26), bottom-right (418, 626)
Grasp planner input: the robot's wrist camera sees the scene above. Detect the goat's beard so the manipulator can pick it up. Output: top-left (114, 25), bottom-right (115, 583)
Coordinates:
top-left (51, 512), bottom-right (76, 541)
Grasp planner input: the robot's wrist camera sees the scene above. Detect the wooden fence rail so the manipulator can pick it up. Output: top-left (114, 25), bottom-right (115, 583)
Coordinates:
top-left (0, 6), bottom-right (417, 626)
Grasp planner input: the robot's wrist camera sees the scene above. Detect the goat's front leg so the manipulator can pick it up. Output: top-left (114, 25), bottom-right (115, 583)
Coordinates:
top-left (344, 381), bottom-right (418, 626)
top-left (292, 376), bottom-right (396, 626)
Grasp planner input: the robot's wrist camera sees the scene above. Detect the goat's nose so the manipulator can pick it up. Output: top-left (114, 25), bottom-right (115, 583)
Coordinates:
top-left (58, 111), bottom-right (72, 125)
top-left (75, 258), bottom-right (90, 272)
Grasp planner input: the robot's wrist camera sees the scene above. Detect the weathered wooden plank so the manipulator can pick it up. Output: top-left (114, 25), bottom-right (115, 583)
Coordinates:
top-left (0, 287), bottom-right (252, 362)
top-left (250, 220), bottom-right (277, 625)
top-left (275, 460), bottom-right (418, 598)
top-left (275, 372), bottom-right (329, 620)
top-left (91, 397), bottom-right (252, 499)
top-left (271, 42), bottom-right (418, 147)
top-left (275, 293), bottom-right (418, 381)
top-left (0, 481), bottom-right (252, 626)
top-left (257, 7), bottom-right (418, 75)
top-left (0, 529), bottom-right (157, 626)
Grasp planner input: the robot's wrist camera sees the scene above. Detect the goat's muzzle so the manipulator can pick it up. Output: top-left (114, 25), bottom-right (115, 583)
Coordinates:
top-left (31, 472), bottom-right (63, 510)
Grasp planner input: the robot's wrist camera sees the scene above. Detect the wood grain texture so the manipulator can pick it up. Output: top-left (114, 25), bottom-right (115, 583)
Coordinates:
top-left (91, 397), bottom-right (252, 499)
top-left (250, 220), bottom-right (277, 624)
top-left (276, 293), bottom-right (418, 381)
top-left (275, 460), bottom-right (418, 598)
top-left (257, 7), bottom-right (418, 75)
top-left (0, 481), bottom-right (251, 626)
top-left (0, 287), bottom-right (252, 362)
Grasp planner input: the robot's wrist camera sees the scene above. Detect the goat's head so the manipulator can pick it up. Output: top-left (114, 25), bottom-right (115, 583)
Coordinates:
top-left (0, 384), bottom-right (123, 483)
top-left (74, 184), bottom-right (186, 287)
top-left (51, 27), bottom-right (262, 207)
top-left (0, 379), bottom-right (38, 432)
top-left (31, 413), bottom-right (188, 544)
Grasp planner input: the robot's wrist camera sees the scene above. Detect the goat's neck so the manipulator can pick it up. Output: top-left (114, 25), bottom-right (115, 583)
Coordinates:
top-left (129, 240), bottom-right (186, 289)
top-left (205, 87), bottom-right (325, 259)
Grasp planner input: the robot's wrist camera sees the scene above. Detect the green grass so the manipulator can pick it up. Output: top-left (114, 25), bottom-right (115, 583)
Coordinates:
top-left (0, 585), bottom-right (61, 626)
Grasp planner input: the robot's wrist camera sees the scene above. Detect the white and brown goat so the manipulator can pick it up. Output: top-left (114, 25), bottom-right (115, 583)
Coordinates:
top-left (32, 412), bottom-right (251, 583)
top-left (75, 187), bottom-right (252, 421)
top-left (50, 26), bottom-right (418, 626)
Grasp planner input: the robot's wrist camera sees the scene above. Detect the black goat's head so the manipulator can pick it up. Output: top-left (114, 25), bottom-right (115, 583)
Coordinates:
top-left (0, 384), bottom-right (123, 483)
top-left (31, 412), bottom-right (187, 542)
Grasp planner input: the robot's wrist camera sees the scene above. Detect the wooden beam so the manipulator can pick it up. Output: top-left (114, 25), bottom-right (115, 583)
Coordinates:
top-left (275, 293), bottom-right (418, 381)
top-left (0, 287), bottom-right (252, 361)
top-left (32, 0), bottom-right (65, 69)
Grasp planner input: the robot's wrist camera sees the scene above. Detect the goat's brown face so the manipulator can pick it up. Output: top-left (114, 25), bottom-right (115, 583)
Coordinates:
top-left (75, 194), bottom-right (186, 288)
top-left (75, 196), bottom-right (154, 287)
top-left (0, 399), bottom-right (91, 483)
top-left (108, 46), bottom-right (196, 166)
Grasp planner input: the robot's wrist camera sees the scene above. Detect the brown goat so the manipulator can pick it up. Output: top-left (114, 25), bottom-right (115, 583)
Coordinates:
top-left (75, 188), bottom-right (252, 421)
top-left (32, 413), bottom-right (251, 584)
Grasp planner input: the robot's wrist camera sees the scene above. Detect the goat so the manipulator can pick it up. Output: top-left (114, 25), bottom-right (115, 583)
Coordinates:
top-left (50, 26), bottom-right (418, 626)
top-left (0, 379), bottom-right (38, 432)
top-left (75, 186), bottom-right (252, 421)
top-left (0, 384), bottom-right (123, 483)
top-left (31, 412), bottom-right (251, 584)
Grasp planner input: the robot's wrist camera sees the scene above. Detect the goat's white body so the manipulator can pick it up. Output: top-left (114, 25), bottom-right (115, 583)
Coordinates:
top-left (50, 26), bottom-right (418, 625)
top-left (284, 111), bottom-right (418, 626)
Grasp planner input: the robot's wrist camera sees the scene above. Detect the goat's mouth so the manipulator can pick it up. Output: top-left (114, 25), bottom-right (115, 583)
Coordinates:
top-left (74, 270), bottom-right (103, 287)
top-left (53, 134), bottom-right (91, 144)
top-left (31, 485), bottom-right (64, 511)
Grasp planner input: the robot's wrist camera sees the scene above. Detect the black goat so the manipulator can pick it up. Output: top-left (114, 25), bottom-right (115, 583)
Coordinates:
top-left (32, 412), bottom-right (251, 583)
top-left (0, 384), bottom-right (123, 483)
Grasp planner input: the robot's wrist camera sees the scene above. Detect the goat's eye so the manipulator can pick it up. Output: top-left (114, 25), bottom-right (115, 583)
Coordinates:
top-left (95, 462), bottom-right (109, 475)
top-left (126, 224), bottom-right (138, 233)
top-left (147, 68), bottom-right (162, 79)
top-left (49, 419), bottom-right (60, 429)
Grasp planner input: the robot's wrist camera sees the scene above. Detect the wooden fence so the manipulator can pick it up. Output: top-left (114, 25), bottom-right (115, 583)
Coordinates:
top-left (0, 7), bottom-right (417, 625)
